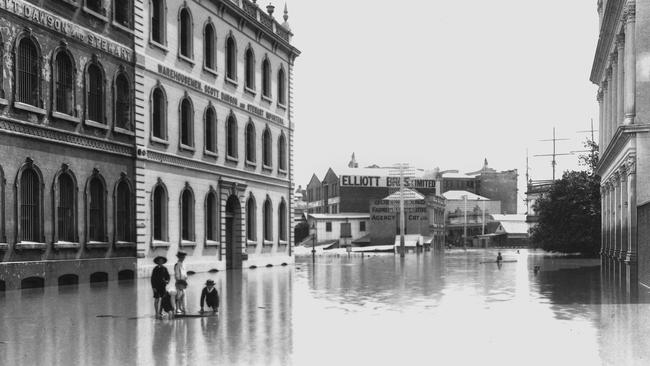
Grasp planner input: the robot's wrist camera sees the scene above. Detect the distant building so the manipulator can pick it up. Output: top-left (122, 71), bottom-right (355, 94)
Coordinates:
top-left (475, 214), bottom-right (530, 248)
top-left (525, 180), bottom-right (554, 224)
top-left (442, 191), bottom-right (500, 246)
top-left (303, 213), bottom-right (370, 249)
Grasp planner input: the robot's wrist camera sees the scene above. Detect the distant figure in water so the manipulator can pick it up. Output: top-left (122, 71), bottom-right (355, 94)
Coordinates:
top-left (200, 279), bottom-right (220, 314)
top-left (496, 252), bottom-right (503, 262)
top-left (517, 250), bottom-right (520, 254)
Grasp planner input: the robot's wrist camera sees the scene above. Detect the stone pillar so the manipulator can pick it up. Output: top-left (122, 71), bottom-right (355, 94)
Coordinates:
top-left (620, 168), bottom-right (628, 260)
top-left (603, 80), bottom-right (610, 146)
top-left (598, 89), bottom-right (604, 154)
top-left (613, 175), bottom-right (620, 258)
top-left (624, 2), bottom-right (636, 125)
top-left (609, 183), bottom-right (615, 257)
top-left (626, 157), bottom-right (637, 263)
top-left (616, 34), bottom-right (625, 125)
top-left (604, 185), bottom-right (611, 257)
top-left (610, 55), bottom-right (618, 139)
top-left (601, 186), bottom-right (607, 256)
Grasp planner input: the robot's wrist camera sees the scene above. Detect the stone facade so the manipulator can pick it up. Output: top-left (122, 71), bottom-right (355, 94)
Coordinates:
top-left (133, 0), bottom-right (299, 276)
top-left (0, 0), bottom-right (137, 290)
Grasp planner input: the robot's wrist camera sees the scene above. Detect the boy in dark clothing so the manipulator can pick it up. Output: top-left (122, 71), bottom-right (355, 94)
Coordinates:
top-left (151, 256), bottom-right (170, 319)
top-left (200, 279), bottom-right (219, 313)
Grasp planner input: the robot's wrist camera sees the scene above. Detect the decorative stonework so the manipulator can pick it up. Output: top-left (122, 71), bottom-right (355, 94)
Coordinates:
top-left (624, 1), bottom-right (636, 23)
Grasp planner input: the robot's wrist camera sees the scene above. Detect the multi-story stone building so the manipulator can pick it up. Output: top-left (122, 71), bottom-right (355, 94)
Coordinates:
top-left (591, 0), bottom-right (645, 293)
top-left (0, 0), bottom-right (137, 290)
top-left (134, 0), bottom-right (299, 275)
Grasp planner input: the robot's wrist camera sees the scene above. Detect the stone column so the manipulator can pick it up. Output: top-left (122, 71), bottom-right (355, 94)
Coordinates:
top-left (613, 175), bottom-right (620, 258)
top-left (601, 186), bottom-right (607, 256)
top-left (626, 157), bottom-right (637, 263)
top-left (620, 168), bottom-right (628, 260)
top-left (603, 80), bottom-right (610, 146)
top-left (624, 2), bottom-right (636, 124)
top-left (610, 55), bottom-right (618, 139)
top-left (609, 183), bottom-right (615, 257)
top-left (616, 34), bottom-right (625, 125)
top-left (604, 184), bottom-right (611, 257)
top-left (598, 89), bottom-right (604, 154)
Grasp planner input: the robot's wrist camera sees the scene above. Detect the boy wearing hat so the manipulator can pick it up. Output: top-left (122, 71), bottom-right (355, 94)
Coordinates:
top-left (174, 252), bottom-right (188, 314)
top-left (151, 256), bottom-right (170, 319)
top-left (200, 279), bottom-right (219, 313)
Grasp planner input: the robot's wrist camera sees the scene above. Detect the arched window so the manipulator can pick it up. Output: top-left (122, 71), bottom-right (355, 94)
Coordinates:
top-left (57, 172), bottom-right (76, 242)
top-left (87, 175), bottom-right (106, 242)
top-left (180, 187), bottom-right (194, 241)
top-left (262, 128), bottom-right (272, 167)
top-left (261, 58), bottom-right (271, 98)
top-left (226, 114), bottom-right (238, 159)
top-left (246, 194), bottom-right (256, 241)
top-left (245, 48), bottom-right (255, 90)
top-left (115, 0), bottom-right (132, 27)
top-left (263, 198), bottom-right (272, 241)
top-left (53, 50), bottom-right (75, 115)
top-left (278, 133), bottom-right (287, 171)
top-left (115, 179), bottom-right (133, 242)
top-left (151, 86), bottom-right (167, 139)
top-left (204, 23), bottom-right (216, 70)
top-left (16, 37), bottom-right (40, 107)
top-left (152, 182), bottom-right (168, 241)
top-left (19, 166), bottom-right (42, 242)
top-left (204, 105), bottom-right (217, 154)
top-left (245, 121), bottom-right (256, 163)
top-left (115, 72), bottom-right (132, 130)
top-left (206, 191), bottom-right (217, 241)
top-left (151, 0), bottom-right (166, 44)
top-left (179, 8), bottom-right (192, 58)
top-left (225, 36), bottom-right (236, 81)
top-left (86, 0), bottom-right (103, 14)
top-left (180, 96), bottom-right (193, 147)
top-left (86, 62), bottom-right (104, 123)
top-left (278, 199), bottom-right (287, 241)
top-left (278, 67), bottom-right (286, 105)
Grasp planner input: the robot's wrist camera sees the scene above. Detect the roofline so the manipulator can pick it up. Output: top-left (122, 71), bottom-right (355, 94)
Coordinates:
top-left (589, 0), bottom-right (625, 84)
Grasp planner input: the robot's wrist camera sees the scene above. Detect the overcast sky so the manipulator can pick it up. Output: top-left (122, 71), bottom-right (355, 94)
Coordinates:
top-left (287, 0), bottom-right (599, 212)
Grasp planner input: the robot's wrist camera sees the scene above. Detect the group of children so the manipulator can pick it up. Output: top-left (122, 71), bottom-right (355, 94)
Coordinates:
top-left (150, 252), bottom-right (220, 319)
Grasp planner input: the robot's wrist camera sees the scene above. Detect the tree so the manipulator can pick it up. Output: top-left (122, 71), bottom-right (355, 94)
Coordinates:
top-left (294, 221), bottom-right (310, 244)
top-left (530, 141), bottom-right (601, 255)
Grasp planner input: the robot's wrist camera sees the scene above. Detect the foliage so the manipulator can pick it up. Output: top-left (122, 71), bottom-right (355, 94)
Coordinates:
top-left (530, 141), bottom-right (601, 255)
top-left (294, 221), bottom-right (310, 244)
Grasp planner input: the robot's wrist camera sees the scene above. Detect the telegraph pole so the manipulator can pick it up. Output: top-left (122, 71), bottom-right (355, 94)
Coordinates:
top-left (399, 163), bottom-right (405, 257)
top-left (535, 127), bottom-right (572, 181)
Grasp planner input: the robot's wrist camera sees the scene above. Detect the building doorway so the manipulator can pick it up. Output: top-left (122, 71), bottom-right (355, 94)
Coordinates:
top-left (225, 195), bottom-right (243, 270)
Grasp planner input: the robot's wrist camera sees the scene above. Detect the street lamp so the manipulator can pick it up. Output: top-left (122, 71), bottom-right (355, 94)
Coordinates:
top-left (310, 221), bottom-right (316, 261)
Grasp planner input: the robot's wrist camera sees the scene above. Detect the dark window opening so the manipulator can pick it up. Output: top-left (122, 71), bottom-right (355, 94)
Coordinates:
top-left (87, 63), bottom-right (104, 123)
top-left (181, 189), bottom-right (193, 241)
top-left (116, 181), bottom-right (132, 242)
top-left (205, 107), bottom-right (217, 153)
top-left (57, 173), bottom-right (75, 242)
top-left (152, 87), bottom-right (165, 139)
top-left (226, 116), bottom-right (237, 158)
top-left (245, 122), bottom-right (256, 162)
top-left (246, 196), bottom-right (256, 241)
top-left (115, 73), bottom-right (131, 130)
top-left (204, 24), bottom-right (215, 69)
top-left (278, 68), bottom-right (286, 105)
top-left (86, 0), bottom-right (103, 13)
top-left (226, 37), bottom-right (236, 80)
top-left (54, 52), bottom-right (74, 115)
top-left (245, 49), bottom-right (255, 89)
top-left (263, 199), bottom-right (272, 241)
top-left (58, 274), bottom-right (79, 287)
top-left (151, 0), bottom-right (164, 43)
top-left (88, 177), bottom-right (105, 242)
top-left (153, 185), bottom-right (166, 241)
top-left (20, 168), bottom-right (40, 242)
top-left (262, 129), bottom-right (272, 166)
top-left (325, 222), bottom-right (332, 232)
top-left (90, 272), bottom-right (108, 283)
top-left (278, 201), bottom-right (287, 241)
top-left (180, 98), bottom-right (193, 146)
top-left (115, 0), bottom-right (132, 27)
top-left (21, 277), bottom-right (45, 289)
top-left (16, 38), bottom-right (39, 106)
top-left (262, 59), bottom-right (271, 97)
top-left (206, 193), bottom-right (217, 241)
top-left (118, 270), bottom-right (134, 281)
top-left (179, 8), bottom-right (192, 58)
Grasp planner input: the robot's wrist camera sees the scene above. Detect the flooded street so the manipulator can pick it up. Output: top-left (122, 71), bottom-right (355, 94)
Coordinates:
top-left (2, 249), bottom-right (650, 365)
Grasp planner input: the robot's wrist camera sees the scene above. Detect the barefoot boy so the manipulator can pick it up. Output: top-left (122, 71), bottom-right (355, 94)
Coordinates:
top-left (200, 279), bottom-right (219, 313)
top-left (150, 256), bottom-right (170, 318)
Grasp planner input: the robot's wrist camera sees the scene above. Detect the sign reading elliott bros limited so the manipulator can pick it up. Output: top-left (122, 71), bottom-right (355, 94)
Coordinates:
top-left (340, 175), bottom-right (436, 189)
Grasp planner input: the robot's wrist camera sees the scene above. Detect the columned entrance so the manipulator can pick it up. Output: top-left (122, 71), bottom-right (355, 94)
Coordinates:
top-left (225, 195), bottom-right (242, 270)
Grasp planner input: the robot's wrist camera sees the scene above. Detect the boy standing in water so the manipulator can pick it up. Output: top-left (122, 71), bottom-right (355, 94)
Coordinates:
top-left (200, 279), bottom-right (219, 313)
top-left (174, 252), bottom-right (188, 314)
top-left (151, 256), bottom-right (170, 319)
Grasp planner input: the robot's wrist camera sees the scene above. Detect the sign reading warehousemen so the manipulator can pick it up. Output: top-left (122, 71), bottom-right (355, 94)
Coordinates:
top-left (1, 0), bottom-right (132, 61)
top-left (340, 175), bottom-right (436, 189)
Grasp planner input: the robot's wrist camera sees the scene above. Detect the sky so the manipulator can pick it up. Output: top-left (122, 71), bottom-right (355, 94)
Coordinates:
top-left (286, 0), bottom-right (599, 213)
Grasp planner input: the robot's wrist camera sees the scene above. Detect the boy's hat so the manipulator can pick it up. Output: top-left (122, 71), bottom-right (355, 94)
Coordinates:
top-left (176, 251), bottom-right (187, 258)
top-left (175, 279), bottom-right (188, 287)
top-left (205, 279), bottom-right (215, 286)
top-left (153, 256), bottom-right (167, 264)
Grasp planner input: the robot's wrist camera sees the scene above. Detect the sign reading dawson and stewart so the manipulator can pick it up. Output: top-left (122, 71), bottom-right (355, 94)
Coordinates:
top-left (340, 175), bottom-right (436, 189)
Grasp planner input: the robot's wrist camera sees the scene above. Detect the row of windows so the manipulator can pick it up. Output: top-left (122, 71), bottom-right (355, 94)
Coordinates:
top-left (151, 183), bottom-right (288, 243)
top-left (150, 0), bottom-right (288, 105)
top-left (150, 85), bottom-right (288, 171)
top-left (3, 34), bottom-right (132, 131)
top-left (60, 0), bottom-right (133, 28)
top-left (324, 221), bottom-right (366, 233)
top-left (11, 161), bottom-right (133, 244)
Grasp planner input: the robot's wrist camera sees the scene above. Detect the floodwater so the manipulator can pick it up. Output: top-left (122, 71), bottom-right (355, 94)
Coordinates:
top-left (1, 249), bottom-right (650, 366)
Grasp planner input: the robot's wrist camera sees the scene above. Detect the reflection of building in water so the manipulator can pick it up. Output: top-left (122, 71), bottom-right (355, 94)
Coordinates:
top-left (134, 0), bottom-right (300, 276)
top-left (0, 0), bottom-right (137, 290)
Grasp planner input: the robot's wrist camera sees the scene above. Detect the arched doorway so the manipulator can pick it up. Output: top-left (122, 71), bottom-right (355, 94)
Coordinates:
top-left (225, 194), bottom-right (243, 270)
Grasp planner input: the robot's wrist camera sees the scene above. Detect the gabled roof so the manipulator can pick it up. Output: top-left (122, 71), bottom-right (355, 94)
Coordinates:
top-left (308, 213), bottom-right (370, 220)
top-left (323, 168), bottom-right (338, 183)
top-left (307, 174), bottom-right (321, 186)
top-left (442, 190), bottom-right (490, 201)
top-left (383, 188), bottom-right (425, 201)
top-left (495, 221), bottom-right (529, 235)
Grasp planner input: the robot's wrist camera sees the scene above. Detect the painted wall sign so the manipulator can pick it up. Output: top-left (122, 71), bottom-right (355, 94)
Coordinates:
top-left (0, 0), bottom-right (132, 61)
top-left (340, 175), bottom-right (436, 189)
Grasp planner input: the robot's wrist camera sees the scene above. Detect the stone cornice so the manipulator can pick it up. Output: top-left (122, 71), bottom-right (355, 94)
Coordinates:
top-left (590, 0), bottom-right (625, 84)
top-left (596, 123), bottom-right (650, 177)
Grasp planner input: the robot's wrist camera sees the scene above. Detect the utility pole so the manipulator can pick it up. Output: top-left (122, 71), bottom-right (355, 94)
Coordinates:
top-left (525, 149), bottom-right (530, 214)
top-left (463, 195), bottom-right (467, 247)
top-left (535, 127), bottom-right (572, 181)
top-left (481, 199), bottom-right (486, 235)
top-left (399, 163), bottom-right (405, 258)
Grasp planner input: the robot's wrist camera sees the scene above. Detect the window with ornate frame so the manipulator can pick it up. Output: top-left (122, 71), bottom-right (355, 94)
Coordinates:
top-left (115, 175), bottom-right (134, 243)
top-left (204, 104), bottom-right (217, 154)
top-left (178, 7), bottom-right (193, 60)
top-left (151, 84), bottom-right (167, 141)
top-left (52, 46), bottom-right (76, 117)
top-left (204, 22), bottom-right (217, 72)
top-left (263, 197), bottom-right (272, 242)
top-left (16, 159), bottom-right (44, 245)
top-left (261, 57), bottom-right (271, 98)
top-left (226, 113), bottom-right (238, 160)
top-left (245, 121), bottom-right (256, 164)
top-left (179, 95), bottom-right (194, 148)
top-left (278, 198), bottom-right (287, 242)
top-left (262, 127), bottom-right (272, 167)
top-left (85, 59), bottom-right (105, 125)
top-left (15, 34), bottom-right (41, 109)
top-left (150, 0), bottom-right (167, 46)
top-left (114, 70), bottom-right (132, 131)
top-left (180, 185), bottom-right (195, 242)
top-left (225, 35), bottom-right (237, 82)
top-left (86, 171), bottom-right (107, 244)
top-left (246, 193), bottom-right (256, 241)
top-left (205, 189), bottom-right (218, 242)
top-left (245, 47), bottom-right (255, 91)
top-left (53, 165), bottom-right (78, 244)
top-left (152, 180), bottom-right (168, 242)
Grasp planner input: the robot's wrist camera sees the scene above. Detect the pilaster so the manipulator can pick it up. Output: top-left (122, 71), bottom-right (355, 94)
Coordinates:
top-left (626, 156), bottom-right (637, 263)
top-left (624, 1), bottom-right (636, 124)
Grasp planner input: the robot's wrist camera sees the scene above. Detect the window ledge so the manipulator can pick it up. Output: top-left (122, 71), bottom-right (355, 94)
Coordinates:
top-left (14, 102), bottom-right (46, 115)
top-left (205, 240), bottom-right (220, 247)
top-left (277, 102), bottom-right (287, 110)
top-left (0, 243), bottom-right (7, 251)
top-left (82, 6), bottom-right (108, 22)
top-left (149, 40), bottom-right (169, 53)
top-left (178, 53), bottom-right (195, 66)
top-left (261, 95), bottom-right (273, 104)
top-left (244, 86), bottom-right (257, 96)
top-left (225, 77), bottom-right (238, 87)
top-left (54, 241), bottom-right (80, 249)
top-left (245, 160), bottom-right (257, 168)
top-left (52, 111), bottom-right (80, 123)
top-left (203, 66), bottom-right (218, 77)
top-left (180, 240), bottom-right (196, 247)
top-left (278, 168), bottom-right (287, 175)
top-left (278, 240), bottom-right (288, 246)
top-left (204, 149), bottom-right (218, 158)
top-left (15, 241), bottom-right (47, 250)
top-left (179, 144), bottom-right (195, 153)
top-left (152, 240), bottom-right (170, 248)
top-left (263, 240), bottom-right (273, 246)
top-left (112, 21), bottom-right (134, 34)
top-left (225, 155), bottom-right (239, 164)
top-left (86, 241), bottom-right (109, 249)
top-left (150, 136), bottom-right (170, 146)
top-left (262, 164), bottom-right (273, 172)
top-left (246, 240), bottom-right (258, 246)
top-left (114, 126), bottom-right (135, 136)
top-left (0, 98), bottom-right (8, 106)
top-left (115, 241), bottom-right (136, 249)
top-left (85, 119), bottom-right (109, 130)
